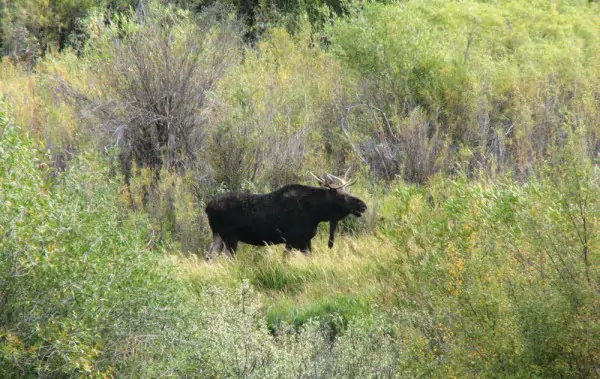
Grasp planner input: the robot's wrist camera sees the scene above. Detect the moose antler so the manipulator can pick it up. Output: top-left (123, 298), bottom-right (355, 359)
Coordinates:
top-left (309, 167), bottom-right (355, 190)
top-left (309, 172), bottom-right (327, 186)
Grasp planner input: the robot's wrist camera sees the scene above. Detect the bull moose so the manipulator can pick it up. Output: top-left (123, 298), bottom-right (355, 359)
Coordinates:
top-left (205, 169), bottom-right (367, 258)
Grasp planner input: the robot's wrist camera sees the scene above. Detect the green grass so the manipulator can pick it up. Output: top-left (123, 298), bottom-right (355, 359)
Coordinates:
top-left (266, 294), bottom-right (371, 336)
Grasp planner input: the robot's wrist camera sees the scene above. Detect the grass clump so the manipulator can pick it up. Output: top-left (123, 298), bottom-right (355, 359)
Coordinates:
top-left (266, 294), bottom-right (371, 337)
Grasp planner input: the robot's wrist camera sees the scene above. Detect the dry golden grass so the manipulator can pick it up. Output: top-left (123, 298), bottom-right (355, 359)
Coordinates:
top-left (177, 233), bottom-right (404, 313)
top-left (0, 53), bottom-right (95, 149)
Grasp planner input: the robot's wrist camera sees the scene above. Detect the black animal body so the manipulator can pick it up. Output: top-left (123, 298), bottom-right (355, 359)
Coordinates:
top-left (205, 184), bottom-right (367, 258)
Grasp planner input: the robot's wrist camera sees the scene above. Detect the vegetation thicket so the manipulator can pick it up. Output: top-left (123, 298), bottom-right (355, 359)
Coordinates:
top-left (1, 0), bottom-right (599, 377)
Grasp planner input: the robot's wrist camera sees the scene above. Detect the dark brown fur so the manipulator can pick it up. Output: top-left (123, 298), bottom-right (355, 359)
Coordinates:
top-left (205, 184), bottom-right (367, 258)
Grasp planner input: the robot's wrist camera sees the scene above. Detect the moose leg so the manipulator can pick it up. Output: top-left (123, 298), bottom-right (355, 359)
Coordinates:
top-left (206, 234), bottom-right (224, 260)
top-left (301, 240), bottom-right (312, 255)
top-left (328, 220), bottom-right (339, 249)
top-left (285, 240), bottom-right (311, 255)
top-left (222, 236), bottom-right (238, 256)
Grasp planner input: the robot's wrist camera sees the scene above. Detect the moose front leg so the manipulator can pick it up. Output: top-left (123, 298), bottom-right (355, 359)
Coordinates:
top-left (328, 220), bottom-right (338, 248)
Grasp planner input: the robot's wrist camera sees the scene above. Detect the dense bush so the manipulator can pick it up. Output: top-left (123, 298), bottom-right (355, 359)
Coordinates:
top-left (0, 102), bottom-right (202, 376)
top-left (212, 23), bottom-right (351, 189)
top-left (189, 282), bottom-right (404, 378)
top-left (0, 0), bottom-right (137, 63)
top-left (80, 2), bottom-right (243, 174)
top-left (379, 152), bottom-right (599, 376)
top-left (329, 0), bottom-right (600, 181)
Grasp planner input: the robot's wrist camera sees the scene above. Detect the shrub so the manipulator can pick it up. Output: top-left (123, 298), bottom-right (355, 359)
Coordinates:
top-left (212, 23), bottom-right (352, 190)
top-left (0, 54), bottom-right (91, 171)
top-left (1, 0), bottom-right (107, 62)
top-left (77, 1), bottom-right (243, 175)
top-left (328, 0), bottom-right (600, 181)
top-left (125, 165), bottom-right (212, 253)
top-left (380, 158), bottom-right (599, 376)
top-left (0, 101), bottom-right (201, 376)
top-left (191, 281), bottom-right (405, 378)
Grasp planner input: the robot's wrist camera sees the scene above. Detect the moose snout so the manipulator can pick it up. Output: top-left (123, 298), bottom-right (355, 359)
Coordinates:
top-left (353, 201), bottom-right (367, 217)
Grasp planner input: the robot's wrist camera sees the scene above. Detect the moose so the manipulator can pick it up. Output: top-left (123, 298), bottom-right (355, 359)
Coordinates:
top-left (205, 169), bottom-right (367, 259)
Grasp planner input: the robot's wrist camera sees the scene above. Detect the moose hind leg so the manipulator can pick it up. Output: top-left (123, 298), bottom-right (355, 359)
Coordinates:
top-left (301, 240), bottom-right (312, 255)
top-left (286, 240), bottom-right (311, 255)
top-left (222, 236), bottom-right (238, 256)
top-left (206, 234), bottom-right (224, 260)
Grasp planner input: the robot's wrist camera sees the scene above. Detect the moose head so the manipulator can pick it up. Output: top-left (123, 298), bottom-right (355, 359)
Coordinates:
top-left (309, 167), bottom-right (367, 248)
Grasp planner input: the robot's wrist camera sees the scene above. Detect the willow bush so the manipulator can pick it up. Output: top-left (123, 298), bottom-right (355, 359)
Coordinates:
top-left (328, 0), bottom-right (600, 181)
top-left (212, 22), bottom-right (352, 189)
top-left (0, 102), bottom-right (203, 376)
top-left (79, 2), bottom-right (243, 175)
